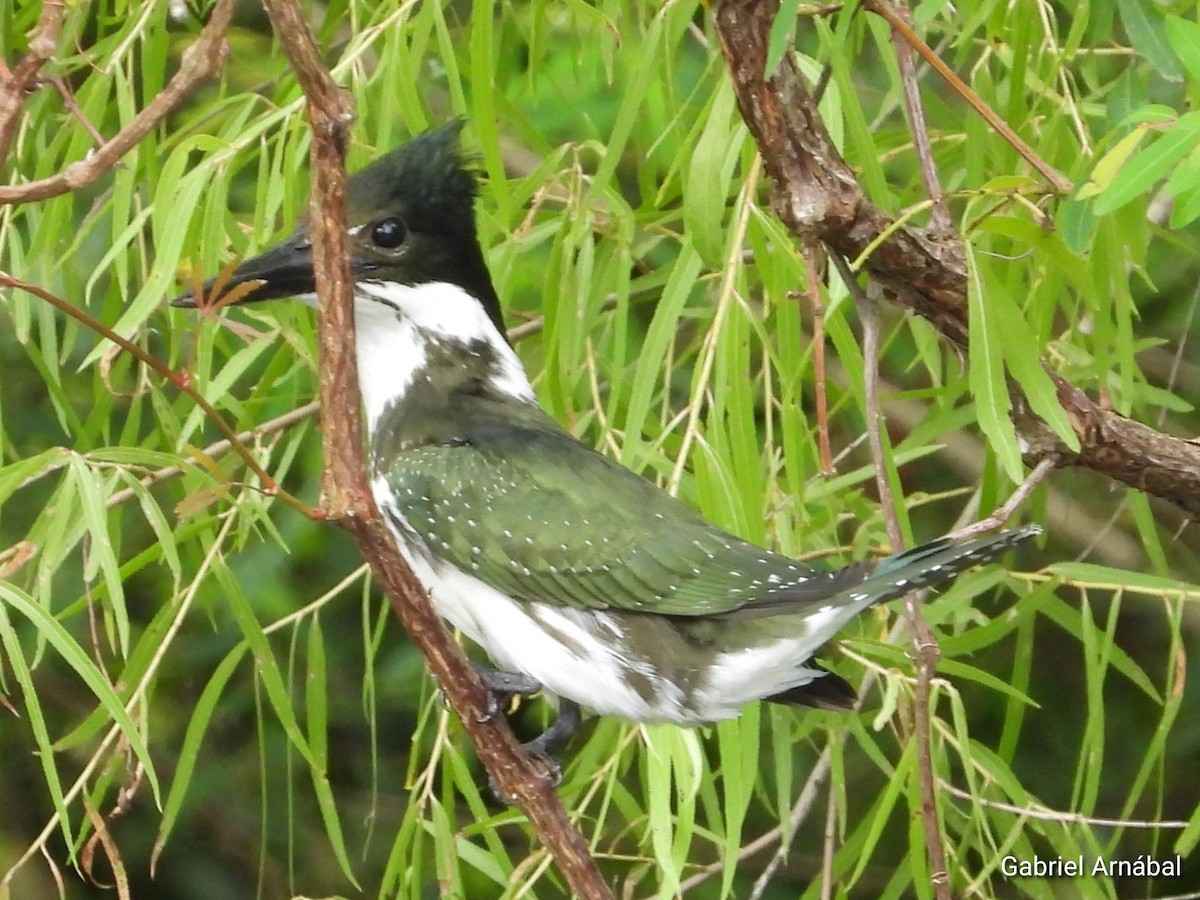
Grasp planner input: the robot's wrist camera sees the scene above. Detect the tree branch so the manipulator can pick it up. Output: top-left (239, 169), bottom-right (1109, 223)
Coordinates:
top-left (0, 0), bottom-right (232, 205)
top-left (259, 3), bottom-right (612, 897)
top-left (713, 0), bottom-right (1200, 520)
top-left (0, 0), bottom-right (66, 167)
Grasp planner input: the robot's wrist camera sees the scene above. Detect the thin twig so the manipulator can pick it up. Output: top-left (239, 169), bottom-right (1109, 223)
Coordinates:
top-left (936, 780), bottom-right (1191, 829)
top-left (47, 75), bottom-right (108, 148)
top-left (819, 768), bottom-right (837, 900)
top-left (862, 0), bottom-right (1072, 193)
top-left (0, 0), bottom-right (66, 166)
top-left (0, 0), bottom-right (233, 205)
top-left (260, 2), bottom-right (612, 896)
top-left (945, 456), bottom-right (1057, 542)
top-left (106, 401), bottom-right (321, 510)
top-left (799, 244), bottom-right (835, 475)
top-left (735, 747), bottom-right (835, 899)
top-left (0, 272), bottom-right (313, 518)
top-left (841, 249), bottom-right (951, 898)
top-left (883, 0), bottom-right (951, 233)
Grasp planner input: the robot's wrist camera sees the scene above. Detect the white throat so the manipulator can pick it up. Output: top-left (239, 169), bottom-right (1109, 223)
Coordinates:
top-left (350, 280), bottom-right (535, 432)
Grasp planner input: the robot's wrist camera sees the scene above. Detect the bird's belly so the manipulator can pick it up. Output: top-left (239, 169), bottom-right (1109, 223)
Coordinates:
top-left (392, 541), bottom-right (699, 722)
top-left (377, 504), bottom-right (836, 725)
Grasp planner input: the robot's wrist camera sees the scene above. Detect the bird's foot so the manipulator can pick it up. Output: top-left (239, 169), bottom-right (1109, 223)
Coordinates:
top-left (471, 662), bottom-right (542, 723)
top-left (522, 699), bottom-right (582, 762)
top-left (487, 700), bottom-right (583, 804)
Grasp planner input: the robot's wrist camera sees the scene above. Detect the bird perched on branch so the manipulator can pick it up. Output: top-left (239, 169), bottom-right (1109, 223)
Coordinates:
top-left (175, 122), bottom-right (1039, 773)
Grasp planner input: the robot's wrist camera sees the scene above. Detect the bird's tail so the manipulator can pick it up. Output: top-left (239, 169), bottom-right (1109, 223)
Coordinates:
top-left (859, 524), bottom-right (1041, 609)
top-left (764, 525), bottom-right (1040, 712)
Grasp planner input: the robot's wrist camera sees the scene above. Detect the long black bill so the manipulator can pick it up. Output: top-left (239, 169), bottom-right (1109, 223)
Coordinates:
top-left (170, 233), bottom-right (316, 308)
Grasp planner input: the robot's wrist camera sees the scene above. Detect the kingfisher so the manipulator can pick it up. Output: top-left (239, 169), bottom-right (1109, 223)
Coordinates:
top-left (175, 122), bottom-right (1038, 768)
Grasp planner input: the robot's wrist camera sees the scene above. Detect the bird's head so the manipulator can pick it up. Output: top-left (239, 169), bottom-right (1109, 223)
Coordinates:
top-left (172, 120), bottom-right (506, 337)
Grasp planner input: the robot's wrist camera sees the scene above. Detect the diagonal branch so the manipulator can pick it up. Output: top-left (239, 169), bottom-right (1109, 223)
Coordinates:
top-left (0, 0), bottom-right (233, 205)
top-left (258, 2), bottom-right (612, 897)
top-left (715, 0), bottom-right (971, 344)
top-left (0, 272), bottom-right (312, 518)
top-left (713, 0), bottom-right (1200, 520)
top-left (0, 0), bottom-right (66, 167)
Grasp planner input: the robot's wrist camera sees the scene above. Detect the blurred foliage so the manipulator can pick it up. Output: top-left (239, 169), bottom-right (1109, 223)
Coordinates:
top-left (1, 0), bottom-right (1198, 897)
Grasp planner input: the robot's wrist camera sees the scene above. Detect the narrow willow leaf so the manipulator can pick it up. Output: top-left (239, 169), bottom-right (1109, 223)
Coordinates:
top-left (1076, 127), bottom-right (1149, 200)
top-left (1117, 0), bottom-right (1184, 82)
top-left (1165, 16), bottom-right (1200, 85)
top-left (1094, 118), bottom-right (1200, 214)
top-left (965, 245), bottom-right (1023, 481)
top-left (764, 0), bottom-right (801, 75)
top-left (938, 658), bottom-right (1039, 705)
top-left (1169, 176), bottom-right (1200, 228)
top-left (67, 454), bottom-right (128, 655)
top-left (849, 741), bottom-right (913, 884)
top-left (0, 584), bottom-right (161, 804)
top-left (0, 606), bottom-right (75, 854)
top-left (1177, 798), bottom-right (1200, 856)
top-left (0, 448), bottom-right (67, 507)
top-left (217, 569), bottom-right (316, 768)
top-left (621, 237), bottom-right (703, 469)
top-left (1036, 591), bottom-right (1162, 702)
top-left (716, 708), bottom-right (757, 897)
top-left (684, 81), bottom-right (742, 268)
top-left (154, 644), bottom-right (249, 868)
top-left (997, 293), bottom-right (1080, 451)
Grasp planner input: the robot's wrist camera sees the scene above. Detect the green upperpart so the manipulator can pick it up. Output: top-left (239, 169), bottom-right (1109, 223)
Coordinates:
top-left (375, 412), bottom-right (869, 619)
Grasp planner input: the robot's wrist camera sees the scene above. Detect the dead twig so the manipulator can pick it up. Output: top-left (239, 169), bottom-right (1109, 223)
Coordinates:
top-left (881, 0), bottom-right (952, 234)
top-left (850, 264), bottom-right (952, 899)
top-left (947, 456), bottom-right (1058, 542)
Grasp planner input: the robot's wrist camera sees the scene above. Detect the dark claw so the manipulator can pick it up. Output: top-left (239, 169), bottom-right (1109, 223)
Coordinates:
top-left (471, 662), bottom-right (543, 723)
top-left (486, 700), bottom-right (583, 804)
top-left (523, 699), bottom-right (582, 761)
top-left (473, 662), bottom-right (542, 697)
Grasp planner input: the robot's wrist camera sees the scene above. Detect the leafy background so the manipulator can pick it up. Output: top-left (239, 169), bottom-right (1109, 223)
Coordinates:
top-left (1, 0), bottom-right (1198, 897)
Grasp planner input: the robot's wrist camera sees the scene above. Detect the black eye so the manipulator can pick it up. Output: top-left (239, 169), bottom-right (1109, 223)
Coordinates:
top-left (371, 217), bottom-right (407, 249)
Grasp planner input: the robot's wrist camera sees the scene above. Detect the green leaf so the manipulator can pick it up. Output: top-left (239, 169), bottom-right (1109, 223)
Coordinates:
top-left (684, 81), bottom-right (744, 268)
top-left (997, 299), bottom-right (1080, 452)
top-left (67, 454), bottom-right (129, 655)
top-left (1076, 126), bottom-right (1149, 200)
top-left (1164, 16), bottom-right (1200, 85)
top-left (765, 0), bottom-right (801, 75)
top-left (938, 658), bottom-right (1040, 706)
top-left (0, 584), bottom-right (161, 805)
top-left (1094, 118), bottom-right (1200, 214)
top-left (1117, 0), bottom-right (1184, 82)
top-left (306, 616), bottom-right (360, 889)
top-left (155, 644), bottom-right (249, 865)
top-left (965, 244), bottom-right (1023, 481)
